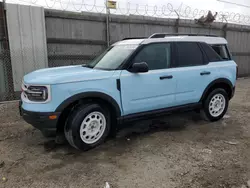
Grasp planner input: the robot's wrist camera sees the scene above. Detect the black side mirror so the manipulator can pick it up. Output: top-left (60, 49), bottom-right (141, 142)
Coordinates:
top-left (129, 62), bottom-right (149, 73)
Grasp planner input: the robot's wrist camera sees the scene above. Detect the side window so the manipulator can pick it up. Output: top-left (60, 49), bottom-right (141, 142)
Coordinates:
top-left (176, 42), bottom-right (204, 67)
top-left (211, 44), bottom-right (231, 60)
top-left (200, 43), bottom-right (222, 62)
top-left (132, 43), bottom-right (171, 70)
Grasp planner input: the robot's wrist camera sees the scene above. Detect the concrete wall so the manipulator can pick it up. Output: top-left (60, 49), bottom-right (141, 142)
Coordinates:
top-left (45, 10), bottom-right (106, 67)
top-left (44, 10), bottom-right (250, 77)
top-left (6, 4), bottom-right (48, 91)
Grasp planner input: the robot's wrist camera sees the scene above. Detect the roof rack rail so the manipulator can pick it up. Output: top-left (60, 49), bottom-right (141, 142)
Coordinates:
top-left (149, 33), bottom-right (219, 38)
top-left (122, 37), bottom-right (146, 40)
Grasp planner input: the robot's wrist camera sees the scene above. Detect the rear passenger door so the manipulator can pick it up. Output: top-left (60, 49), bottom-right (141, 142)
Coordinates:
top-left (172, 42), bottom-right (215, 106)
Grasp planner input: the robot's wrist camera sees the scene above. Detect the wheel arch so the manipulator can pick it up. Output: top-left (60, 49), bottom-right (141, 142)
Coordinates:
top-left (56, 92), bottom-right (121, 115)
top-left (55, 92), bottom-right (121, 133)
top-left (200, 78), bottom-right (234, 102)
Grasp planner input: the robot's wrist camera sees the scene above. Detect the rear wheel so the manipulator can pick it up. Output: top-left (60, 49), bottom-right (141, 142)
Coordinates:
top-left (201, 88), bottom-right (229, 122)
top-left (64, 103), bottom-right (111, 151)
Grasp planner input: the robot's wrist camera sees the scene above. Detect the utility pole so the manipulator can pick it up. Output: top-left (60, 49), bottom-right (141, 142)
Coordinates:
top-left (105, 0), bottom-right (110, 47)
top-left (3, 0), bottom-right (6, 10)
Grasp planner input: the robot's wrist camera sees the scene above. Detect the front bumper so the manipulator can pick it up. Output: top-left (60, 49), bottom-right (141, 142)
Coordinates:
top-left (231, 86), bottom-right (235, 99)
top-left (19, 101), bottom-right (60, 133)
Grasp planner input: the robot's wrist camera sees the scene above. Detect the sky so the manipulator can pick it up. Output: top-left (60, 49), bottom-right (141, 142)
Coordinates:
top-left (5, 0), bottom-right (250, 23)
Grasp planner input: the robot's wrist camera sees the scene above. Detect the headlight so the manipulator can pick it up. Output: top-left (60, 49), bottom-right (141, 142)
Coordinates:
top-left (25, 86), bottom-right (48, 101)
top-left (21, 83), bottom-right (51, 103)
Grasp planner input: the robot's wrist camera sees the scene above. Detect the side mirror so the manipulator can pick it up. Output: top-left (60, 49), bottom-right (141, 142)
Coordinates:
top-left (129, 62), bottom-right (149, 73)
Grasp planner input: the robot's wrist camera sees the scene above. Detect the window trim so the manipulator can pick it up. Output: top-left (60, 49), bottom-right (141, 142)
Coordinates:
top-left (173, 42), bottom-right (206, 68)
top-left (199, 42), bottom-right (222, 64)
top-left (120, 42), bottom-right (174, 71)
top-left (225, 45), bottom-right (232, 60)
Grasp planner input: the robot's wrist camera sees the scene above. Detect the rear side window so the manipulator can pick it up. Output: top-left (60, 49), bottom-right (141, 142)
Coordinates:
top-left (200, 43), bottom-right (222, 62)
top-left (175, 42), bottom-right (204, 67)
top-left (211, 44), bottom-right (231, 60)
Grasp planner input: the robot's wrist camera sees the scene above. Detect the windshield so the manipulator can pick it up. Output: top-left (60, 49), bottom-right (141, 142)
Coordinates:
top-left (86, 44), bottom-right (138, 70)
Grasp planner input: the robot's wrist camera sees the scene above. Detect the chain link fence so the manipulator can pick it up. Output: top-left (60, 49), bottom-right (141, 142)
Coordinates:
top-left (47, 44), bottom-right (105, 68)
top-left (0, 49), bottom-right (20, 102)
top-left (0, 2), bottom-right (17, 102)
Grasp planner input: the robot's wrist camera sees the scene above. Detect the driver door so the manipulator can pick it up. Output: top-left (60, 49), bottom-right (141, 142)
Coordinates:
top-left (120, 43), bottom-right (176, 116)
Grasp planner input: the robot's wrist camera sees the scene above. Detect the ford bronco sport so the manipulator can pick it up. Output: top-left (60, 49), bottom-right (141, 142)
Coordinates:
top-left (20, 33), bottom-right (237, 150)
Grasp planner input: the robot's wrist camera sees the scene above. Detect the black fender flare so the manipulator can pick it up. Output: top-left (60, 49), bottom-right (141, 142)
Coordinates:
top-left (199, 78), bottom-right (233, 102)
top-left (55, 91), bottom-right (121, 117)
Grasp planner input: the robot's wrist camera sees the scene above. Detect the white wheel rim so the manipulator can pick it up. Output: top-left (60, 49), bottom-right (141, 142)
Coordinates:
top-left (80, 111), bottom-right (106, 144)
top-left (209, 94), bottom-right (226, 117)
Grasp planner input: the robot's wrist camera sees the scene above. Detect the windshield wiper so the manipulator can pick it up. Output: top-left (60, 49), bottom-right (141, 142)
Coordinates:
top-left (82, 64), bottom-right (93, 68)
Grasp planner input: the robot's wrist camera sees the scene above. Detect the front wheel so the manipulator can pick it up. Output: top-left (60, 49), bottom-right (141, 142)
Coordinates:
top-left (201, 88), bottom-right (229, 122)
top-left (64, 103), bottom-right (111, 151)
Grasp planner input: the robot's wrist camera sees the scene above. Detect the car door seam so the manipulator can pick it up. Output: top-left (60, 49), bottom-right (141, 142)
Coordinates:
top-left (131, 93), bottom-right (176, 102)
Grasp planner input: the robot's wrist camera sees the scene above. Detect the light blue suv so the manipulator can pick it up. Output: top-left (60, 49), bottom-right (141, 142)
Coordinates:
top-left (20, 33), bottom-right (237, 150)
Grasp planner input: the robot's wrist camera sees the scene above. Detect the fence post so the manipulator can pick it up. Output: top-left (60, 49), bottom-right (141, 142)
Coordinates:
top-left (223, 23), bottom-right (228, 38)
top-left (105, 0), bottom-right (110, 47)
top-left (174, 10), bottom-right (180, 34)
top-left (3, 0), bottom-right (5, 10)
top-left (175, 18), bottom-right (179, 33)
top-left (0, 1), bottom-right (15, 101)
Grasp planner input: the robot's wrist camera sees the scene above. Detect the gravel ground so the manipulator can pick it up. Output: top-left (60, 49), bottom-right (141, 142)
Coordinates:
top-left (0, 78), bottom-right (250, 188)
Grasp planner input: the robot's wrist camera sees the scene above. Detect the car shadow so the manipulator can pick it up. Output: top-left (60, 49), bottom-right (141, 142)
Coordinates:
top-left (43, 111), bottom-right (204, 154)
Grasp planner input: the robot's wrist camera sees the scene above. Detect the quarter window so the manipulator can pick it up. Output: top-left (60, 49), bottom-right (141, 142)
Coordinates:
top-left (200, 43), bottom-right (222, 62)
top-left (132, 43), bottom-right (171, 70)
top-left (211, 45), bottom-right (230, 60)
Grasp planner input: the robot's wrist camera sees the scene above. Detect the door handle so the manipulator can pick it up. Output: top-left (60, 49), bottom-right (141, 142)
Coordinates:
top-left (160, 75), bottom-right (173, 80)
top-left (200, 71), bottom-right (211, 76)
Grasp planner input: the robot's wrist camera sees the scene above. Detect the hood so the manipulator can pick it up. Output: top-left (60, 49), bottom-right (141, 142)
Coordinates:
top-left (23, 65), bottom-right (115, 85)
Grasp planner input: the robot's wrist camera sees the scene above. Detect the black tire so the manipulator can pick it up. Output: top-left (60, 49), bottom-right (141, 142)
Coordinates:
top-left (64, 103), bottom-right (111, 151)
top-left (201, 88), bottom-right (229, 122)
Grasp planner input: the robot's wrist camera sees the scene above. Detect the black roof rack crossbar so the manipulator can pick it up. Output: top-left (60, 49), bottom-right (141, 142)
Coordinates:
top-left (149, 33), bottom-right (219, 38)
top-left (122, 37), bottom-right (147, 40)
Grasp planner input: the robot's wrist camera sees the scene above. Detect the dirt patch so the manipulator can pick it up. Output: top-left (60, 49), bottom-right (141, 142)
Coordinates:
top-left (0, 78), bottom-right (250, 188)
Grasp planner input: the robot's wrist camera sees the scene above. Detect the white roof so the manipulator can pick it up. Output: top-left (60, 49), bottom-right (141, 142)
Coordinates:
top-left (115, 36), bottom-right (227, 46)
top-left (113, 39), bottom-right (144, 45)
top-left (144, 36), bottom-right (227, 45)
